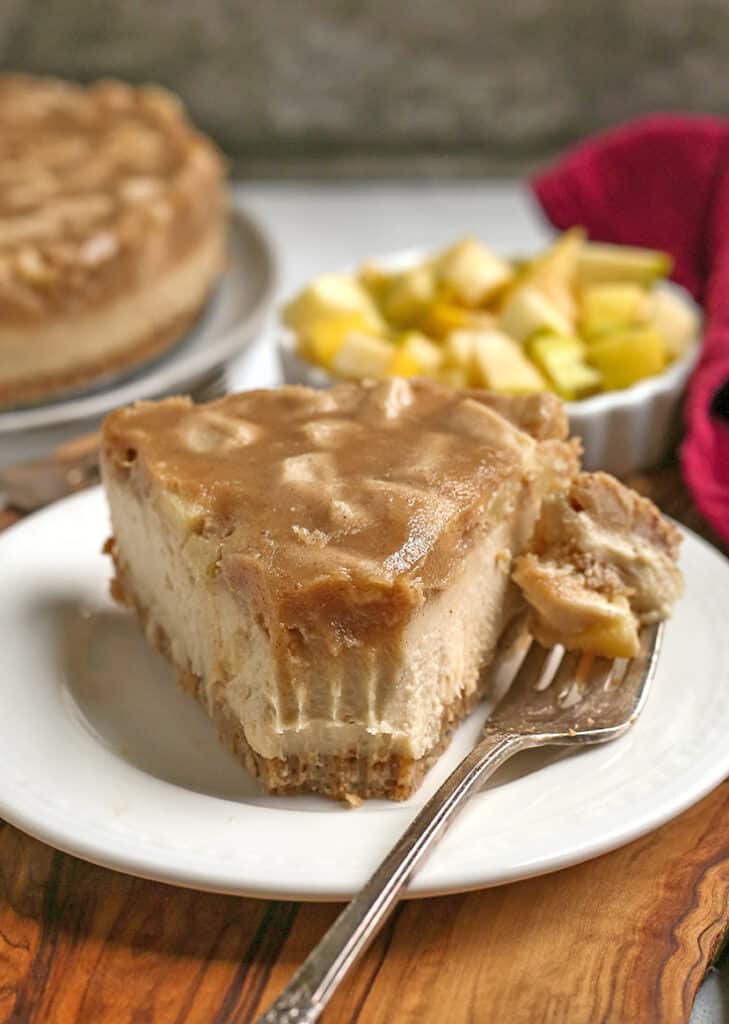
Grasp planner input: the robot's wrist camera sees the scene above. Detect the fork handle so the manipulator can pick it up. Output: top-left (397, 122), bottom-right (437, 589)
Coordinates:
top-left (255, 730), bottom-right (534, 1024)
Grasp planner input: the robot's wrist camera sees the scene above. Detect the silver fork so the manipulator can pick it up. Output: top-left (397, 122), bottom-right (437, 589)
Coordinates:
top-left (256, 621), bottom-right (664, 1024)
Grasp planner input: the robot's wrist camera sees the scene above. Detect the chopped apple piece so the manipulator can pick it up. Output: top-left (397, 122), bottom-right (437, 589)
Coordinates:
top-left (436, 236), bottom-right (514, 307)
top-left (528, 332), bottom-right (586, 360)
top-left (528, 333), bottom-right (602, 401)
top-left (305, 313), bottom-right (372, 367)
top-left (283, 274), bottom-right (385, 342)
top-left (388, 348), bottom-right (421, 378)
top-left (522, 227), bottom-right (585, 320)
top-left (466, 329), bottom-right (547, 393)
top-left (358, 262), bottom-right (394, 306)
top-left (331, 332), bottom-right (396, 380)
top-left (397, 332), bottom-right (443, 375)
top-left (383, 265), bottom-right (437, 326)
top-left (500, 285), bottom-right (573, 343)
top-left (580, 283), bottom-right (649, 337)
top-left (577, 243), bottom-right (672, 286)
top-left (587, 327), bottom-right (666, 390)
top-left (647, 288), bottom-right (700, 360)
top-left (421, 301), bottom-right (495, 338)
top-left (552, 362), bottom-right (603, 402)
top-left (444, 329), bottom-right (476, 370)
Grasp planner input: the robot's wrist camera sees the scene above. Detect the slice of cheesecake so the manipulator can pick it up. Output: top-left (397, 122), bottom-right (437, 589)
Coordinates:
top-left (512, 471), bottom-right (683, 657)
top-left (101, 379), bottom-right (580, 800)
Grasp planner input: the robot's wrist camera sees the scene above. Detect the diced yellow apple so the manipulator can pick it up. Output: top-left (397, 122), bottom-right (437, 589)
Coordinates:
top-left (499, 285), bottom-right (573, 343)
top-left (420, 301), bottom-right (496, 339)
top-left (468, 329), bottom-right (548, 393)
top-left (528, 333), bottom-right (602, 400)
top-left (358, 262), bottom-right (394, 306)
top-left (437, 366), bottom-right (470, 389)
top-left (647, 288), bottom-right (700, 360)
top-left (283, 274), bottom-right (385, 342)
top-left (330, 332), bottom-right (397, 380)
top-left (444, 329), bottom-right (477, 372)
top-left (398, 331), bottom-right (443, 375)
top-left (306, 312), bottom-right (372, 367)
top-left (383, 265), bottom-right (437, 326)
top-left (528, 332), bottom-right (586, 360)
top-left (567, 618), bottom-right (641, 660)
top-left (436, 236), bottom-right (514, 307)
top-left (586, 327), bottom-right (667, 390)
top-left (533, 227), bottom-right (586, 279)
top-left (577, 243), bottom-right (672, 286)
top-left (551, 362), bottom-right (603, 402)
top-left (523, 227), bottom-right (585, 320)
top-left (388, 349), bottom-right (421, 378)
top-left (579, 283), bottom-right (649, 338)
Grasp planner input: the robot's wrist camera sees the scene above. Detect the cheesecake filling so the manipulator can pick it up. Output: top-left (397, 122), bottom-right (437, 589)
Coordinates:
top-left (105, 469), bottom-right (530, 763)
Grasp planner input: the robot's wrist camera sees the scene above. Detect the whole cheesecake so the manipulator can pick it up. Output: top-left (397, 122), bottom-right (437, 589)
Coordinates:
top-left (0, 75), bottom-right (227, 409)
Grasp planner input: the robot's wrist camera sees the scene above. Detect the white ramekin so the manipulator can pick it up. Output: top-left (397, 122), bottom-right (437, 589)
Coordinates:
top-left (277, 253), bottom-right (701, 477)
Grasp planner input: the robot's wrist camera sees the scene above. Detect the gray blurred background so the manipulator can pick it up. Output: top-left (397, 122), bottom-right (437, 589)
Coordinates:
top-left (1, 0), bottom-right (727, 177)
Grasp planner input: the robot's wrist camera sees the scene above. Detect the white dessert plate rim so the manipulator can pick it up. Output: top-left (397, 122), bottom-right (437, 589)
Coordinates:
top-left (1, 487), bottom-right (728, 901)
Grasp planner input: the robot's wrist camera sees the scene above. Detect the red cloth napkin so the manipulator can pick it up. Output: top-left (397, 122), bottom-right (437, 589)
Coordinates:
top-left (531, 114), bottom-right (729, 545)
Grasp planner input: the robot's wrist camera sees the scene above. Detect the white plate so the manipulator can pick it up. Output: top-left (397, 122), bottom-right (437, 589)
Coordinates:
top-left (0, 208), bottom-right (276, 469)
top-left (2, 488), bottom-right (728, 901)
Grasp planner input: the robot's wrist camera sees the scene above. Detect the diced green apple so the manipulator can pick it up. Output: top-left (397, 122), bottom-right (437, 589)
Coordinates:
top-left (528, 333), bottom-right (602, 400)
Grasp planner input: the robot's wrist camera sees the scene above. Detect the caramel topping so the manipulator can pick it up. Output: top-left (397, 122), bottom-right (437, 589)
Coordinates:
top-left (104, 382), bottom-right (576, 650)
top-left (0, 75), bottom-right (225, 321)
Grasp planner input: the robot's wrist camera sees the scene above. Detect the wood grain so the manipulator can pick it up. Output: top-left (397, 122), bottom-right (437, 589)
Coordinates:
top-left (0, 458), bottom-right (727, 1024)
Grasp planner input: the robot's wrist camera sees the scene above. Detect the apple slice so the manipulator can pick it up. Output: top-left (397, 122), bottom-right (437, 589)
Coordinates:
top-left (397, 332), bottom-right (443, 375)
top-left (465, 329), bottom-right (547, 393)
top-left (436, 236), bottom-right (514, 307)
top-left (577, 243), bottom-right (672, 286)
top-left (522, 227), bottom-right (585, 320)
top-left (331, 332), bottom-right (396, 380)
top-left (647, 288), bottom-right (700, 360)
top-left (383, 265), bottom-right (437, 326)
top-left (528, 334), bottom-right (602, 400)
top-left (284, 274), bottom-right (385, 341)
top-left (579, 283), bottom-right (649, 337)
top-left (500, 285), bottom-right (573, 343)
top-left (587, 327), bottom-right (666, 389)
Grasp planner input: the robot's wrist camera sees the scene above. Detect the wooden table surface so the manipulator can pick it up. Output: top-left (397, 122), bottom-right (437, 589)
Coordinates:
top-left (1, 459), bottom-right (728, 1024)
